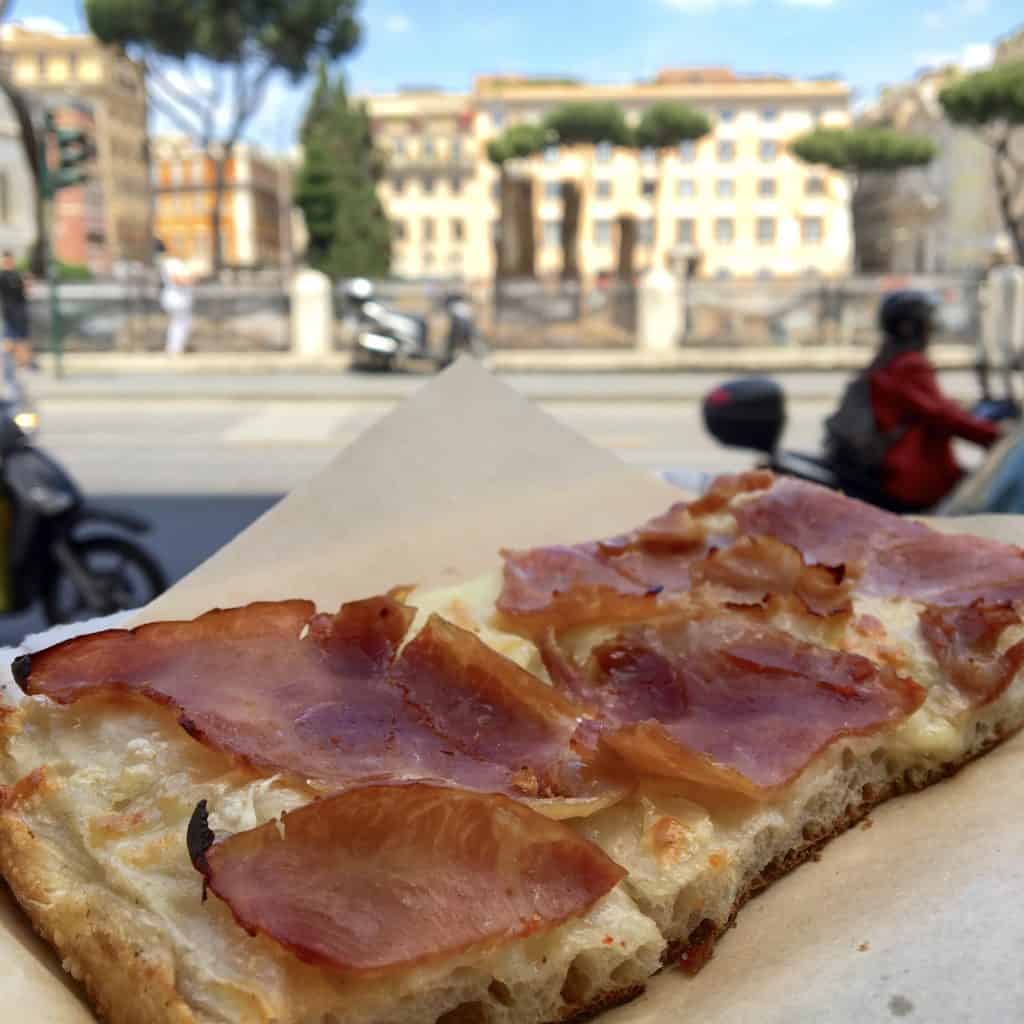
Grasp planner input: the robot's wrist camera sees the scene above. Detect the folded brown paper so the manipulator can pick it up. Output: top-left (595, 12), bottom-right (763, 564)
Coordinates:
top-left (2, 359), bottom-right (1021, 1022)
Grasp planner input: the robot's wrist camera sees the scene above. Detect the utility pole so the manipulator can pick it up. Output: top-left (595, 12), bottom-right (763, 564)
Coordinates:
top-left (37, 109), bottom-right (96, 380)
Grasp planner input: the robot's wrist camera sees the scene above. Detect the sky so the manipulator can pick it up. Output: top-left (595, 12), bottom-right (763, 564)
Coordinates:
top-left (12, 0), bottom-right (1022, 152)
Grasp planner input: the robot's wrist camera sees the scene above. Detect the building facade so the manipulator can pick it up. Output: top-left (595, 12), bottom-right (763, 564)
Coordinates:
top-left (152, 137), bottom-right (285, 274)
top-left (855, 65), bottom-right (1005, 274)
top-left (2, 23), bottom-right (150, 267)
top-left (0, 92), bottom-right (37, 259)
top-left (364, 69), bottom-right (853, 282)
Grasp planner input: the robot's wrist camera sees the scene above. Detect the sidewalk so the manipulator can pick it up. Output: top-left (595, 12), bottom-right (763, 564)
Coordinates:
top-left (19, 345), bottom-right (979, 405)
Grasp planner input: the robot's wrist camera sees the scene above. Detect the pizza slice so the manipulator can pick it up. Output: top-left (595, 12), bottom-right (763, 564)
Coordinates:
top-left (1, 472), bottom-right (1023, 1024)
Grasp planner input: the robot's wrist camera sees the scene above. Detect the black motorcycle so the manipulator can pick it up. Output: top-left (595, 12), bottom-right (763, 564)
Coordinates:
top-left (702, 376), bottom-right (1016, 512)
top-left (0, 412), bottom-right (167, 625)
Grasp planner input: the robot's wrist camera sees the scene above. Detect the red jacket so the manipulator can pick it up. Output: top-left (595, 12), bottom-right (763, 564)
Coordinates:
top-left (869, 350), bottom-right (999, 508)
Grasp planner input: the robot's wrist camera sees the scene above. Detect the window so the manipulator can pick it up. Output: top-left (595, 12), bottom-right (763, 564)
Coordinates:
top-left (594, 219), bottom-right (612, 246)
top-left (595, 179), bottom-right (613, 199)
top-left (714, 218), bottom-right (734, 244)
top-left (757, 177), bottom-right (777, 197)
top-left (641, 178), bottom-right (657, 198)
top-left (716, 268), bottom-right (732, 280)
top-left (678, 178), bottom-right (696, 198)
top-left (491, 181), bottom-right (501, 201)
top-left (393, 220), bottom-right (407, 241)
top-left (491, 108), bottom-right (505, 129)
top-left (717, 140), bottom-right (735, 162)
top-left (637, 219), bottom-right (656, 246)
top-left (194, 195), bottom-right (205, 215)
top-left (543, 220), bottom-right (561, 248)
top-left (544, 180), bottom-right (561, 200)
top-left (679, 139), bottom-right (696, 162)
top-left (422, 175), bottom-right (435, 194)
top-left (762, 108), bottom-right (778, 122)
top-left (423, 218), bottom-right (435, 243)
top-left (640, 147), bottom-right (656, 165)
top-left (716, 178), bottom-right (735, 199)
top-left (192, 157), bottom-right (205, 184)
top-left (759, 140), bottom-right (777, 162)
top-left (756, 217), bottom-right (776, 244)
top-left (719, 108), bottom-right (736, 123)
top-left (392, 176), bottom-right (405, 194)
top-left (676, 218), bottom-right (695, 245)
top-left (544, 145), bottom-right (560, 164)
top-left (802, 217), bottom-right (824, 243)
top-left (422, 138), bottom-right (436, 159)
top-left (805, 176), bottom-right (826, 196)
top-left (451, 218), bottom-right (464, 242)
top-left (392, 137), bottom-right (406, 158)
top-left (757, 269), bottom-right (774, 280)
top-left (450, 175), bottom-right (462, 194)
top-left (491, 220), bottom-right (501, 243)
top-left (451, 139), bottom-right (462, 162)
top-left (424, 250), bottom-right (435, 268)
top-left (170, 164), bottom-right (183, 186)
top-left (596, 141), bottom-right (613, 164)
top-left (448, 250), bottom-right (463, 266)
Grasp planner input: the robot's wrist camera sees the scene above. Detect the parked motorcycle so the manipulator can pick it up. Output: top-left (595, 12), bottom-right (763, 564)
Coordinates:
top-left (346, 279), bottom-right (487, 372)
top-left (0, 412), bottom-right (167, 625)
top-left (701, 375), bottom-right (1016, 513)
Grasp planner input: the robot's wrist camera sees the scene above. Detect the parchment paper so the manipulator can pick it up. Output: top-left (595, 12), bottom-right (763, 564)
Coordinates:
top-left (2, 358), bottom-right (1022, 1021)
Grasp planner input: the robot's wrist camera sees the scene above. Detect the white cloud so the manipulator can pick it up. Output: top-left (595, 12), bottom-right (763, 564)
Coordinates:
top-left (915, 41), bottom-right (994, 71)
top-left (659, 0), bottom-right (751, 10)
top-left (9, 15), bottom-right (72, 36)
top-left (382, 13), bottom-right (412, 33)
top-left (923, 0), bottom-right (988, 30)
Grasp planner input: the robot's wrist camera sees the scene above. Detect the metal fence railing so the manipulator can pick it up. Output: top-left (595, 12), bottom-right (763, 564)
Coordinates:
top-left (26, 280), bottom-right (291, 354)
top-left (22, 272), bottom-right (986, 355)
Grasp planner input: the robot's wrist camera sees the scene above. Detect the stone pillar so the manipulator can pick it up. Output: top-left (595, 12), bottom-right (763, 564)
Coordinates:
top-left (290, 268), bottom-right (332, 359)
top-left (637, 265), bottom-right (682, 353)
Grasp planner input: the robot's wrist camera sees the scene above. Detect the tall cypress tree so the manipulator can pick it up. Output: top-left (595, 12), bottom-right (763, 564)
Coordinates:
top-left (296, 66), bottom-right (391, 277)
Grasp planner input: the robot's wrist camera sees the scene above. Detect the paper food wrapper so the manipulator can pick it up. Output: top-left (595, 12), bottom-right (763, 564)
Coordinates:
top-left (3, 359), bottom-right (1023, 1022)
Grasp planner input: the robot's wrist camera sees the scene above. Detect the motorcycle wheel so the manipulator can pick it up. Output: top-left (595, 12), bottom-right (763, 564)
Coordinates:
top-left (42, 535), bottom-right (168, 627)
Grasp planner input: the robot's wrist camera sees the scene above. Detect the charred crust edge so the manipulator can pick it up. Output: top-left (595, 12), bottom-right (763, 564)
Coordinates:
top-left (11, 654), bottom-right (31, 691)
top-left (186, 800), bottom-right (215, 888)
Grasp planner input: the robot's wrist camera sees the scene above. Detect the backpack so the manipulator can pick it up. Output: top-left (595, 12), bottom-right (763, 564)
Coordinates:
top-left (824, 372), bottom-right (904, 474)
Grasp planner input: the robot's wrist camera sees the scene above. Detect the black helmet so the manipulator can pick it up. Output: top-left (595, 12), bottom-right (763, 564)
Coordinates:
top-left (878, 290), bottom-right (935, 342)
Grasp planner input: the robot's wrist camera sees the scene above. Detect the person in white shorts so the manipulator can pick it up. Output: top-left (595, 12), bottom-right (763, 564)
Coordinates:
top-left (156, 240), bottom-right (195, 356)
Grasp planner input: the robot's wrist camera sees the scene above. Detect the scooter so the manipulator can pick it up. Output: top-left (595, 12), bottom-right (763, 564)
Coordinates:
top-left (0, 411), bottom-right (167, 625)
top-left (350, 285), bottom-right (486, 372)
top-left (700, 375), bottom-right (1016, 513)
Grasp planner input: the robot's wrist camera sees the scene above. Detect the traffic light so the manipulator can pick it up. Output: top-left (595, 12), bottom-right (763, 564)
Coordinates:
top-left (40, 111), bottom-right (96, 197)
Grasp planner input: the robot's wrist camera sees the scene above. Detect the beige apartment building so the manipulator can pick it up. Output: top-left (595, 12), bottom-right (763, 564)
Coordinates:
top-left (152, 137), bottom-right (285, 273)
top-left (366, 69), bottom-right (853, 283)
top-left (2, 23), bottom-right (150, 266)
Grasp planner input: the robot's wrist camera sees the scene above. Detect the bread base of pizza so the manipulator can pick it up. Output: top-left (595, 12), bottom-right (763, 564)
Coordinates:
top-left (2, 472), bottom-right (1023, 1024)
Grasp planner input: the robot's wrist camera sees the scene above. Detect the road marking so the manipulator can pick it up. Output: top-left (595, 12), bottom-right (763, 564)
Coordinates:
top-left (223, 404), bottom-right (354, 444)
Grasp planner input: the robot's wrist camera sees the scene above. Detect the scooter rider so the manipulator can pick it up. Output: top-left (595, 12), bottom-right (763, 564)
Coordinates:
top-left (851, 291), bottom-right (1000, 510)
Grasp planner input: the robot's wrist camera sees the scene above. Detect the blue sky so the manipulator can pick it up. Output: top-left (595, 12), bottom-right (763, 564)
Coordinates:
top-left (14, 0), bottom-right (1022, 151)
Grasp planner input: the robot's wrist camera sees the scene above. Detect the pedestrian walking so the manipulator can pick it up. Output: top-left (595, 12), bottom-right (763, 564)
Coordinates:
top-left (0, 251), bottom-right (33, 370)
top-left (157, 239), bottom-right (195, 356)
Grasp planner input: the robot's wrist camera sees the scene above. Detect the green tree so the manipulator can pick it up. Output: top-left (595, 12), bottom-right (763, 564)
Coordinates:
top-left (294, 68), bottom-right (390, 277)
top-left (630, 101), bottom-right (711, 278)
top-left (939, 61), bottom-right (1024, 264)
top-left (488, 123), bottom-right (549, 279)
top-left (791, 126), bottom-right (936, 269)
top-left (541, 103), bottom-right (631, 280)
top-left (86, 0), bottom-right (361, 276)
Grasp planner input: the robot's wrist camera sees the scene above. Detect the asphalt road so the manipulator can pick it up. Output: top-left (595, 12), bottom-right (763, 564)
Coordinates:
top-left (0, 368), bottom-right (981, 646)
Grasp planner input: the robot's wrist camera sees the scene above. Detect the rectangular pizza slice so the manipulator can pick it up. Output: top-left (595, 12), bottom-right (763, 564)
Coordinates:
top-left (1, 471), bottom-right (1022, 1024)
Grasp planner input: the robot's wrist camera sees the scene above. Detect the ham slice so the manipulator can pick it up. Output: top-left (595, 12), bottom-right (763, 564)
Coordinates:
top-left (17, 598), bottom-right (597, 801)
top-left (919, 601), bottom-right (1024, 706)
top-left (188, 784), bottom-right (625, 976)
top-left (541, 610), bottom-right (924, 799)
